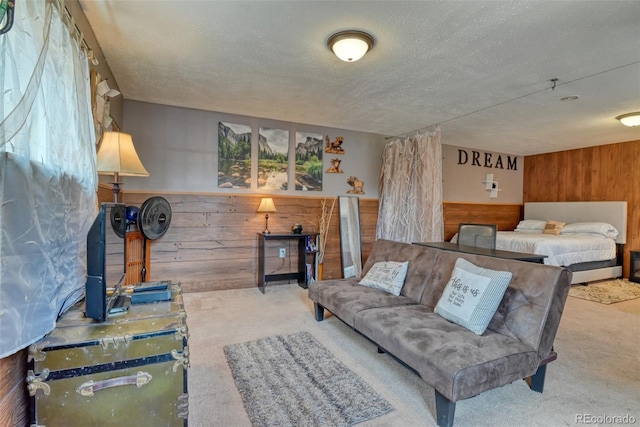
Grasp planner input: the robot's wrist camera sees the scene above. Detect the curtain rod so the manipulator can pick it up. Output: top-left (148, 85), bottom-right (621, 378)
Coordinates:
top-left (55, 0), bottom-right (99, 65)
top-left (385, 60), bottom-right (640, 141)
top-left (385, 125), bottom-right (439, 141)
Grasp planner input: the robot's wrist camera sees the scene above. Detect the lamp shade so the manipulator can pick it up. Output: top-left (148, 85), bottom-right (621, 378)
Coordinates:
top-left (97, 131), bottom-right (150, 176)
top-left (616, 112), bottom-right (640, 127)
top-left (256, 197), bottom-right (276, 213)
top-left (328, 30), bottom-right (374, 62)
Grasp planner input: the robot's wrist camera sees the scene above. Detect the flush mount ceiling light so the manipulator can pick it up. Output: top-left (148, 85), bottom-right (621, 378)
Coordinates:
top-left (615, 112), bottom-right (640, 127)
top-left (327, 30), bottom-right (374, 62)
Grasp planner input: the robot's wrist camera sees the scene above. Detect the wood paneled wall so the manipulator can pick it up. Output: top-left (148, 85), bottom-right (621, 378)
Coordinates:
top-left (122, 192), bottom-right (378, 293)
top-left (121, 191), bottom-right (525, 292)
top-left (97, 182), bottom-right (115, 204)
top-left (0, 348), bottom-right (28, 427)
top-left (443, 202), bottom-right (523, 241)
top-left (523, 139), bottom-right (640, 277)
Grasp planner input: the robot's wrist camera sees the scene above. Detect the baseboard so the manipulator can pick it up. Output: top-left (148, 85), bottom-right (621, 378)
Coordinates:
top-left (570, 266), bottom-right (622, 284)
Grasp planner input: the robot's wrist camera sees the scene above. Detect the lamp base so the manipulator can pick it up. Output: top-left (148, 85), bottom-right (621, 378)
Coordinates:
top-left (263, 213), bottom-right (270, 235)
top-left (111, 182), bottom-right (123, 203)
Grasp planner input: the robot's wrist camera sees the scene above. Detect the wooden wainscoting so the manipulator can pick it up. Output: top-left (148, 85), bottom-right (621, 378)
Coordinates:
top-left (97, 182), bottom-right (114, 204)
top-left (0, 348), bottom-right (29, 427)
top-left (103, 190), bottom-right (527, 290)
top-left (443, 202), bottom-right (523, 241)
top-left (122, 192), bottom-right (379, 293)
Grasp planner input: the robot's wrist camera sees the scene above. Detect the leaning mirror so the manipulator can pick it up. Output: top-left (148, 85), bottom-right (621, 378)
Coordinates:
top-left (339, 196), bottom-right (363, 278)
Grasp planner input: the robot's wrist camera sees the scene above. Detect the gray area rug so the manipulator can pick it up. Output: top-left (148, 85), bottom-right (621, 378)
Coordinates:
top-left (569, 278), bottom-right (640, 304)
top-left (223, 331), bottom-right (393, 426)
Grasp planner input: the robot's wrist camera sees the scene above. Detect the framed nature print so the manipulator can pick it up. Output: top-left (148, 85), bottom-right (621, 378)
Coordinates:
top-left (295, 132), bottom-right (323, 191)
top-left (218, 122), bottom-right (251, 189)
top-left (258, 127), bottom-right (289, 190)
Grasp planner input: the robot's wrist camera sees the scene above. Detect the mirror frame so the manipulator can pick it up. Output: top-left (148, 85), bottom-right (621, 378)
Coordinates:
top-left (338, 196), bottom-right (363, 278)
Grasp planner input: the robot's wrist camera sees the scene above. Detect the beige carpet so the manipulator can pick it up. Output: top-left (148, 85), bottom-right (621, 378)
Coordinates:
top-left (569, 279), bottom-right (640, 304)
top-left (184, 284), bottom-right (640, 427)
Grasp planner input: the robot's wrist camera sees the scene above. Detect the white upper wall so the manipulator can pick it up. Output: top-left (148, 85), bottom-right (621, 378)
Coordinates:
top-left (120, 100), bottom-right (523, 203)
top-left (121, 100), bottom-right (386, 198)
top-left (442, 144), bottom-right (523, 204)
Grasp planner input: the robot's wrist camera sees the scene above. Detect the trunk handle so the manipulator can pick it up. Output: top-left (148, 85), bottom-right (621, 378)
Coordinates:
top-left (76, 371), bottom-right (152, 397)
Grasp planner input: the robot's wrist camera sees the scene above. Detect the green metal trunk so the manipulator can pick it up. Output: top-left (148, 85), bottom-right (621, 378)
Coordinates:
top-left (28, 284), bottom-right (188, 427)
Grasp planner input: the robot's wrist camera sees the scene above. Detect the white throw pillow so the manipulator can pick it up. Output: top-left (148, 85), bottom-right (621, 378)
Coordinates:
top-left (560, 222), bottom-right (619, 239)
top-left (435, 258), bottom-right (512, 335)
top-left (359, 261), bottom-right (409, 296)
top-left (514, 219), bottom-right (547, 233)
top-left (543, 219), bottom-right (565, 235)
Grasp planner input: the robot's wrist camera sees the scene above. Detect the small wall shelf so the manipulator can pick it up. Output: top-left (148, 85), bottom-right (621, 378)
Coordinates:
top-left (482, 173), bottom-right (502, 198)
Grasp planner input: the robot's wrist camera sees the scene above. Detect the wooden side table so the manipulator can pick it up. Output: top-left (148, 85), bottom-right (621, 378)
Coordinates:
top-left (629, 251), bottom-right (640, 283)
top-left (257, 233), bottom-right (318, 293)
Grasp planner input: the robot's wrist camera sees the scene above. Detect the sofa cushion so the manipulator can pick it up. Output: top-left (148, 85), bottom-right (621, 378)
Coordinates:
top-left (308, 278), bottom-right (417, 327)
top-left (360, 239), bottom-right (440, 303)
top-left (435, 258), bottom-right (512, 335)
top-left (420, 250), bottom-right (572, 356)
top-left (353, 304), bottom-right (539, 402)
top-left (359, 261), bottom-right (409, 296)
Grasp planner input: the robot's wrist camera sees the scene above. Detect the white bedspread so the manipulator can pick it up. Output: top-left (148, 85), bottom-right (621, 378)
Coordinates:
top-left (496, 231), bottom-right (617, 267)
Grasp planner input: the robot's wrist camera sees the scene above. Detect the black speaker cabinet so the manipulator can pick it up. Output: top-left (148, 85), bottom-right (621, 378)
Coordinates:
top-left (630, 251), bottom-right (640, 283)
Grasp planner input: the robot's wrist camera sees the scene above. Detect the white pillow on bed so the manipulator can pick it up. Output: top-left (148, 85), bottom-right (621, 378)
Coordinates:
top-left (514, 219), bottom-right (547, 233)
top-left (560, 222), bottom-right (619, 239)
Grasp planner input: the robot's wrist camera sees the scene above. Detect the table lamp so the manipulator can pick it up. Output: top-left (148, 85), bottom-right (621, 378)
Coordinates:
top-left (97, 131), bottom-right (149, 202)
top-left (257, 197), bottom-right (276, 234)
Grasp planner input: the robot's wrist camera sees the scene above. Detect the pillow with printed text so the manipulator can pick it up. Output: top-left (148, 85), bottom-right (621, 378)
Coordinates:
top-left (359, 261), bottom-right (409, 296)
top-left (435, 258), bottom-right (512, 335)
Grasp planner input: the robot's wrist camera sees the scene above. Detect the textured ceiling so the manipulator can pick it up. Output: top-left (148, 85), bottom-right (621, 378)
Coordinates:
top-left (79, 0), bottom-right (640, 155)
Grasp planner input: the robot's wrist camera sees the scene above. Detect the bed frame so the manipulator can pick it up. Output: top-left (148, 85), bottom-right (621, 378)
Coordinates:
top-left (524, 201), bottom-right (627, 284)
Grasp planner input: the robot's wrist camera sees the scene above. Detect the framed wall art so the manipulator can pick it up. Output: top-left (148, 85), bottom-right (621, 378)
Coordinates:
top-left (218, 122), bottom-right (251, 189)
top-left (295, 131), bottom-right (323, 191)
top-left (258, 127), bottom-right (290, 190)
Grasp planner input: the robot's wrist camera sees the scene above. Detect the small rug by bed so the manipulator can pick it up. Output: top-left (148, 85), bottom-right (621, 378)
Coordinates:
top-left (569, 279), bottom-right (640, 304)
top-left (223, 331), bottom-right (393, 427)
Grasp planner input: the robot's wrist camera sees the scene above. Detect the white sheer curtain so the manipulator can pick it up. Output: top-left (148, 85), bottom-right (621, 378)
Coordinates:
top-left (0, 0), bottom-right (97, 357)
top-left (377, 127), bottom-right (443, 243)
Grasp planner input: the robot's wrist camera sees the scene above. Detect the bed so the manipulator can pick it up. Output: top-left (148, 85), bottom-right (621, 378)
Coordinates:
top-left (501, 201), bottom-right (627, 284)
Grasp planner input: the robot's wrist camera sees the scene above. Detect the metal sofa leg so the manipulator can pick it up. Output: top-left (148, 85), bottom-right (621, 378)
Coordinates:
top-left (527, 364), bottom-right (548, 393)
top-left (435, 390), bottom-right (456, 427)
top-left (313, 302), bottom-right (325, 321)
top-left (526, 351), bottom-right (556, 393)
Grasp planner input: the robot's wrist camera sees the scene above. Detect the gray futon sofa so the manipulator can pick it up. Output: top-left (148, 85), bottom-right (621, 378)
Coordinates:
top-left (308, 239), bottom-right (572, 426)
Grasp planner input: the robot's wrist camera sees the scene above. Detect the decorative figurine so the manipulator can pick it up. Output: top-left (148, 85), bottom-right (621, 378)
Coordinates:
top-left (325, 158), bottom-right (344, 173)
top-left (325, 135), bottom-right (345, 154)
top-left (347, 176), bottom-right (365, 194)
